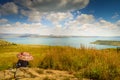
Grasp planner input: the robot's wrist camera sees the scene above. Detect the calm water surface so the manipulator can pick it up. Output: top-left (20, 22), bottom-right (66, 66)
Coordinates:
top-left (3, 37), bottom-right (120, 49)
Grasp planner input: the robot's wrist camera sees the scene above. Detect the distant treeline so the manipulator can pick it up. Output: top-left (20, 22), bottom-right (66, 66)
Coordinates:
top-left (91, 40), bottom-right (120, 46)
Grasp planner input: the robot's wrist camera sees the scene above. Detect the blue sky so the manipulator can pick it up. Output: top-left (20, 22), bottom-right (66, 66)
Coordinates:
top-left (0, 0), bottom-right (120, 36)
top-left (80, 0), bottom-right (120, 22)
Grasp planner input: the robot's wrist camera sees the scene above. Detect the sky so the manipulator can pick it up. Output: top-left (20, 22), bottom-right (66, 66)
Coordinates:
top-left (0, 0), bottom-right (120, 36)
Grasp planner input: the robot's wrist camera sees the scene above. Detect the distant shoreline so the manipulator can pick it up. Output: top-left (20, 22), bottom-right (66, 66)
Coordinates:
top-left (91, 40), bottom-right (120, 46)
top-left (0, 33), bottom-right (120, 38)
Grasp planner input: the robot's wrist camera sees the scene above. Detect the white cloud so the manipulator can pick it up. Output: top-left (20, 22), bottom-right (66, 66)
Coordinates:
top-left (21, 10), bottom-right (73, 23)
top-left (0, 13), bottom-right (120, 36)
top-left (64, 14), bottom-right (95, 28)
top-left (0, 2), bottom-right (18, 15)
top-left (0, 18), bottom-right (8, 24)
top-left (112, 13), bottom-right (119, 19)
top-left (116, 20), bottom-right (120, 27)
top-left (45, 12), bottom-right (73, 25)
top-left (0, 22), bottom-right (52, 35)
top-left (63, 14), bottom-right (120, 36)
top-left (76, 14), bottom-right (95, 24)
top-left (21, 10), bottom-right (45, 22)
top-left (97, 19), bottom-right (116, 29)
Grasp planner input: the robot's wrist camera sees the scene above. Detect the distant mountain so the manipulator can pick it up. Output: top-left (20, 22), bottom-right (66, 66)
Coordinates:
top-left (0, 33), bottom-right (21, 38)
top-left (0, 33), bottom-right (41, 38)
top-left (18, 34), bottom-right (41, 38)
top-left (0, 33), bottom-right (120, 38)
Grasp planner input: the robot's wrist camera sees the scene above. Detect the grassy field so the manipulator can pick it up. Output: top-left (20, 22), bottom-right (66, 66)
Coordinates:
top-left (0, 39), bottom-right (120, 80)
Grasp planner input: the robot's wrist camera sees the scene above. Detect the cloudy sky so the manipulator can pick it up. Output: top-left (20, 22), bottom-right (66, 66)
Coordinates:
top-left (0, 0), bottom-right (120, 36)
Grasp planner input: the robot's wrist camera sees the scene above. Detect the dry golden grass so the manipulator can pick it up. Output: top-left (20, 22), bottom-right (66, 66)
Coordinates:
top-left (0, 40), bottom-right (120, 80)
top-left (0, 68), bottom-right (78, 80)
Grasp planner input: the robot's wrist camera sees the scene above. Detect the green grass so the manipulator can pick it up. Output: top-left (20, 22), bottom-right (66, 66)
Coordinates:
top-left (0, 39), bottom-right (120, 80)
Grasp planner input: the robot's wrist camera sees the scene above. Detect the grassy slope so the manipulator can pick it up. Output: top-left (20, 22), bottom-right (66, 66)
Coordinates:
top-left (0, 39), bottom-right (16, 46)
top-left (0, 40), bottom-right (120, 80)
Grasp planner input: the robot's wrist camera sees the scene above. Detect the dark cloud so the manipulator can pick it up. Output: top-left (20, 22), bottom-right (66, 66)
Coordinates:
top-left (14, 0), bottom-right (89, 12)
top-left (0, 2), bottom-right (18, 15)
top-left (0, 0), bottom-right (89, 16)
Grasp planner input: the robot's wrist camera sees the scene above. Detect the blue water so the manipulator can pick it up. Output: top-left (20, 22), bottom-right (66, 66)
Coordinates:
top-left (3, 37), bottom-right (120, 49)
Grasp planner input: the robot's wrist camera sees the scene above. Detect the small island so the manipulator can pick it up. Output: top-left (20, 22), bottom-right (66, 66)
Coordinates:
top-left (91, 40), bottom-right (120, 46)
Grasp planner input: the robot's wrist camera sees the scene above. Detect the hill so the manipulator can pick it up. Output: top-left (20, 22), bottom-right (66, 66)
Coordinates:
top-left (0, 39), bottom-right (16, 46)
top-left (0, 39), bottom-right (17, 46)
top-left (91, 40), bottom-right (120, 46)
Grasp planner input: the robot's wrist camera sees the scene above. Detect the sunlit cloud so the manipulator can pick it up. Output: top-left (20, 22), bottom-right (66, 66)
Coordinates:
top-left (0, 18), bottom-right (8, 24)
top-left (0, 12), bottom-right (120, 36)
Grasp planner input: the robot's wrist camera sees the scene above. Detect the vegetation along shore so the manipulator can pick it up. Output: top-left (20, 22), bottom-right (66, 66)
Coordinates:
top-left (91, 40), bottom-right (120, 46)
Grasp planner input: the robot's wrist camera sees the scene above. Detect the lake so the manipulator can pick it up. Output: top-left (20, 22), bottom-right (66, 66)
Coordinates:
top-left (2, 36), bottom-right (120, 49)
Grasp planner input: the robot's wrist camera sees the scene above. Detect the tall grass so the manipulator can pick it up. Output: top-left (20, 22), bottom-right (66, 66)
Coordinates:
top-left (0, 40), bottom-right (120, 80)
top-left (37, 46), bottom-right (120, 80)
